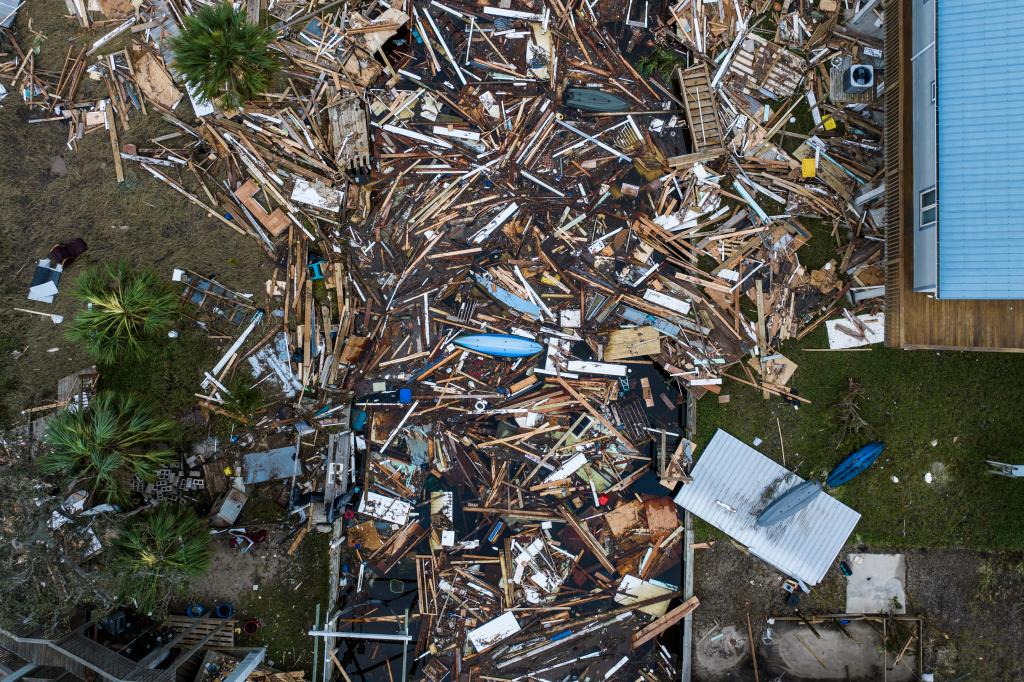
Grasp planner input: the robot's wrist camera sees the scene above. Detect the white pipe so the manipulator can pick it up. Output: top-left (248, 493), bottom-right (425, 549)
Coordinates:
top-left (308, 630), bottom-right (413, 642)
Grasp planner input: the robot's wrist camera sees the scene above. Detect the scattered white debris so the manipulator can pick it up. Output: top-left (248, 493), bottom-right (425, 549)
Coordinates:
top-left (467, 611), bottom-right (521, 652)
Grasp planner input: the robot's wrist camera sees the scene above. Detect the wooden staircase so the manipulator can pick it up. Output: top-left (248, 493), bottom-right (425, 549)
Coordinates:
top-left (678, 64), bottom-right (725, 155)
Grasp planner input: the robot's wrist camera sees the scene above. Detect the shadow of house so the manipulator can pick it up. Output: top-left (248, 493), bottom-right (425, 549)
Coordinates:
top-left (0, 616), bottom-right (266, 682)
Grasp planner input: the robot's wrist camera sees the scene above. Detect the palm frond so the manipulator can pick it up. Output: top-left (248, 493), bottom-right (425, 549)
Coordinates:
top-left (42, 391), bottom-right (177, 503)
top-left (115, 506), bottom-right (212, 613)
top-left (67, 262), bottom-right (179, 364)
top-left (170, 2), bottom-right (279, 109)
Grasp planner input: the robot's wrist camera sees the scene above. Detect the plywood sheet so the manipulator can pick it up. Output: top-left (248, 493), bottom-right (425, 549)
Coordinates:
top-left (132, 50), bottom-right (183, 110)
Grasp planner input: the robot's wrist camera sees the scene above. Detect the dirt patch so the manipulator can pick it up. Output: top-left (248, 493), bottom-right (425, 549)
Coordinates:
top-left (183, 500), bottom-right (331, 672)
top-left (692, 541), bottom-right (846, 681)
top-left (695, 625), bottom-right (748, 676)
top-left (187, 536), bottom-right (284, 607)
top-left (908, 549), bottom-right (1024, 680)
top-left (693, 544), bottom-right (1024, 680)
top-left (765, 620), bottom-right (915, 681)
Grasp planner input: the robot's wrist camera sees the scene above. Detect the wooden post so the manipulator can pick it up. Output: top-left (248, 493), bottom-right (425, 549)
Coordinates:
top-left (630, 596), bottom-right (700, 649)
top-left (747, 612), bottom-right (760, 682)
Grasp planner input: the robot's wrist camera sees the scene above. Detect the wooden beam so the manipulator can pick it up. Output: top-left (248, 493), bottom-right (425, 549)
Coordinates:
top-left (630, 596), bottom-right (700, 649)
top-left (560, 504), bottom-right (616, 575)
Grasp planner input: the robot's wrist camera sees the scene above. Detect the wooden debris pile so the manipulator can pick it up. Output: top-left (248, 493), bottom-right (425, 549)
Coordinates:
top-left (3, 0), bottom-right (887, 676)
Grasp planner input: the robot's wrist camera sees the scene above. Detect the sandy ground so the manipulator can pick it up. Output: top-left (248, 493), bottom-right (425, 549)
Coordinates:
top-left (182, 511), bottom-right (332, 671)
top-left (187, 534), bottom-right (289, 607)
top-left (764, 621), bottom-right (915, 681)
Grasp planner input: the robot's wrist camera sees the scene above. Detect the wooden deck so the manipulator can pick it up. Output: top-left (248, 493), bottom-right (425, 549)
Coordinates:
top-left (884, 0), bottom-right (1024, 352)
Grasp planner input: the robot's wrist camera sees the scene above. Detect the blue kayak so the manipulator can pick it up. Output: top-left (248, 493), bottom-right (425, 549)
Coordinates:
top-left (453, 334), bottom-right (543, 358)
top-left (826, 442), bottom-right (885, 488)
top-left (756, 480), bottom-right (822, 527)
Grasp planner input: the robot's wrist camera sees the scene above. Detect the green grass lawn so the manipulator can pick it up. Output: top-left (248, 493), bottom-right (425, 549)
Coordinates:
top-left (695, 325), bottom-right (1024, 550)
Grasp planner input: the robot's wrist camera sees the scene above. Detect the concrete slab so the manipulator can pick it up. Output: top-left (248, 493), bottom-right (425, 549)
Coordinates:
top-left (846, 553), bottom-right (907, 613)
top-left (765, 620), bottom-right (916, 681)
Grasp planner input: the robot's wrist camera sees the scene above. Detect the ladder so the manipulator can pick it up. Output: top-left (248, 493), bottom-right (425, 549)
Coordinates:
top-left (986, 460), bottom-right (1024, 478)
top-left (677, 63), bottom-right (724, 154)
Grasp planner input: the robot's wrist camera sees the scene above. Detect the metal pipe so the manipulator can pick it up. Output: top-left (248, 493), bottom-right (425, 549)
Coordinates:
top-left (308, 630), bottom-right (414, 642)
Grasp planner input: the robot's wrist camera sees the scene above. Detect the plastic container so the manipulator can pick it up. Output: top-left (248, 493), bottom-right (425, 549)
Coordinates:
top-left (214, 603), bottom-right (234, 619)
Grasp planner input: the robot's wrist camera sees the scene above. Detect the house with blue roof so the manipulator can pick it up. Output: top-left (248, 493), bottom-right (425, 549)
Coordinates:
top-left (911, 0), bottom-right (1024, 299)
top-left (884, 0), bottom-right (1024, 350)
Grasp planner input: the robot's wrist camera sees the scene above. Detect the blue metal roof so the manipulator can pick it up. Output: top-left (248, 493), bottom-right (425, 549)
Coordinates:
top-left (937, 1), bottom-right (1024, 299)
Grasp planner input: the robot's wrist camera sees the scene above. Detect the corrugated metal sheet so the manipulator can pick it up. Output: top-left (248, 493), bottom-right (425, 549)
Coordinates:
top-left (673, 430), bottom-right (860, 585)
top-left (242, 446), bottom-right (299, 484)
top-left (0, 0), bottom-right (18, 28)
top-left (936, 1), bottom-right (1024, 299)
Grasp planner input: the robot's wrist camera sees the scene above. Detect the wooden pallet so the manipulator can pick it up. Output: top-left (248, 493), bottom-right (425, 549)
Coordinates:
top-left (727, 33), bottom-right (807, 98)
top-left (677, 64), bottom-right (725, 155)
top-left (164, 616), bottom-right (236, 648)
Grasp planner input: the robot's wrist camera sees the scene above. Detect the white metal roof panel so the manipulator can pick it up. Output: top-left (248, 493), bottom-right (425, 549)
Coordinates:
top-left (674, 429), bottom-right (860, 585)
top-left (0, 0), bottom-right (19, 27)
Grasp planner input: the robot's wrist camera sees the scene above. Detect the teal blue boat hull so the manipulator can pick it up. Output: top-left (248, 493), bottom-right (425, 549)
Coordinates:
top-left (756, 480), bottom-right (822, 527)
top-left (564, 87), bottom-right (630, 112)
top-left (826, 442), bottom-right (885, 488)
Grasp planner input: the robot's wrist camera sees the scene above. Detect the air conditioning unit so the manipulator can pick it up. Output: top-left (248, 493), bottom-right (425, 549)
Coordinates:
top-left (843, 64), bottom-right (875, 95)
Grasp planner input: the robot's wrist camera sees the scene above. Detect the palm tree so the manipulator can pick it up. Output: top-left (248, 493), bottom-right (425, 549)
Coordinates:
top-left (67, 262), bottom-right (180, 364)
top-left (40, 392), bottom-right (176, 503)
top-left (170, 2), bottom-right (279, 109)
top-left (116, 506), bottom-right (212, 613)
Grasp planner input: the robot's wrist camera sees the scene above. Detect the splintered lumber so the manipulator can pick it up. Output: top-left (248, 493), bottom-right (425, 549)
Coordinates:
top-left (287, 523), bottom-right (310, 555)
top-left (553, 377), bottom-right (636, 450)
top-left (630, 596), bottom-right (700, 649)
top-left (141, 165), bottom-right (248, 236)
top-left (106, 108), bottom-right (124, 183)
top-left (462, 506), bottom-right (562, 521)
top-left (747, 612), bottom-right (761, 682)
top-left (9, 0), bottom-right (891, 671)
top-left (560, 504), bottom-right (616, 575)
